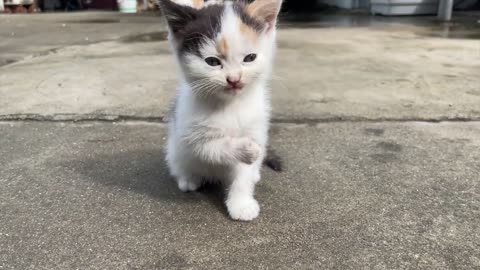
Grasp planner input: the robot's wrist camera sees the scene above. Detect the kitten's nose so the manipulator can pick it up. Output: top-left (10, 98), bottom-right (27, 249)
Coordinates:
top-left (226, 76), bottom-right (242, 88)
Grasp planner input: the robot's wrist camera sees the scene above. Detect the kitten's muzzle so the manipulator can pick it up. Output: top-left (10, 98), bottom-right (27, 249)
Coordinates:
top-left (226, 76), bottom-right (244, 90)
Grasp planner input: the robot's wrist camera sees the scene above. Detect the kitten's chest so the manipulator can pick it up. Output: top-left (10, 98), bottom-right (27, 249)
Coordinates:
top-left (180, 90), bottom-right (270, 137)
top-left (206, 103), bottom-right (268, 137)
top-left (211, 110), bottom-right (259, 133)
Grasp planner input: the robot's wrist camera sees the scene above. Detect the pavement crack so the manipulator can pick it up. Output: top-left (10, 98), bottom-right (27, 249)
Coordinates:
top-left (272, 116), bottom-right (480, 124)
top-left (1, 114), bottom-right (479, 124)
top-left (0, 58), bottom-right (20, 67)
top-left (0, 114), bottom-right (168, 123)
top-left (1, 47), bottom-right (65, 68)
top-left (0, 38), bottom-right (123, 68)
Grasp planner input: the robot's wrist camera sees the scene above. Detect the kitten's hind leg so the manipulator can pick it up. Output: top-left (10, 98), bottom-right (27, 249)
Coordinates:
top-left (177, 175), bottom-right (202, 192)
top-left (226, 164), bottom-right (260, 221)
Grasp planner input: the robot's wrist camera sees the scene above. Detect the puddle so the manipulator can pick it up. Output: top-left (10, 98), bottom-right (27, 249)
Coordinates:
top-left (279, 11), bottom-right (480, 39)
top-left (121, 31), bottom-right (168, 43)
top-left (422, 21), bottom-right (480, 39)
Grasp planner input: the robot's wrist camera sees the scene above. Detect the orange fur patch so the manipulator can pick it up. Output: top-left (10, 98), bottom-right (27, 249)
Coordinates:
top-left (239, 19), bottom-right (258, 43)
top-left (217, 37), bottom-right (229, 57)
top-left (192, 0), bottom-right (203, 8)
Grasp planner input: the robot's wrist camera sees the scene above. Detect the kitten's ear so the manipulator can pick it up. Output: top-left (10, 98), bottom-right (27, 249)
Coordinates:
top-left (246, 0), bottom-right (282, 31)
top-left (160, 0), bottom-right (197, 36)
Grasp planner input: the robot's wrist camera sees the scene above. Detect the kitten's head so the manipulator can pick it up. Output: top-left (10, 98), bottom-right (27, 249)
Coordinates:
top-left (160, 0), bottom-right (282, 100)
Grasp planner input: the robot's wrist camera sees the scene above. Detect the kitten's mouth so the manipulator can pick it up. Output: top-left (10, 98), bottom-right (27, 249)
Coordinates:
top-left (225, 83), bottom-right (244, 92)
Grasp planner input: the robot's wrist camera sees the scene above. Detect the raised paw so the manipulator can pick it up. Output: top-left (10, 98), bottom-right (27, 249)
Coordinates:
top-left (177, 177), bottom-right (200, 192)
top-left (235, 137), bottom-right (261, 165)
top-left (226, 197), bottom-right (260, 221)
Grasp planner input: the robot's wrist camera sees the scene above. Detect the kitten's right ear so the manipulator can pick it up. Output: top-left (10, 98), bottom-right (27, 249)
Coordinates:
top-left (246, 0), bottom-right (282, 32)
top-left (160, 0), bottom-right (197, 37)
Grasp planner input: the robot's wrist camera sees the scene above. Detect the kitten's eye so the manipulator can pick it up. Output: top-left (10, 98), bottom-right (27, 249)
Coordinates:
top-left (243, 53), bottom-right (257, 63)
top-left (205, 57), bottom-right (221, 66)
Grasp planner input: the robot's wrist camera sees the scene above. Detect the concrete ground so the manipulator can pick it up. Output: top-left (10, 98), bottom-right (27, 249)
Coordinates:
top-left (1, 11), bottom-right (479, 269)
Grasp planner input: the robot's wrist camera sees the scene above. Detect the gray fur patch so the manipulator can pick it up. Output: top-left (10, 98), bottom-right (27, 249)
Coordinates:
top-left (160, 1), bottom-right (224, 56)
top-left (161, 0), bottom-right (265, 57)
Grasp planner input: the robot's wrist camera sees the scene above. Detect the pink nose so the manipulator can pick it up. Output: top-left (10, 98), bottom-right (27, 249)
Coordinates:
top-left (226, 76), bottom-right (241, 87)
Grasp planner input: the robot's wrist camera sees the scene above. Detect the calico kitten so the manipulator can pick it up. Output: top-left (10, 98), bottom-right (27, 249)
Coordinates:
top-left (161, 0), bottom-right (282, 221)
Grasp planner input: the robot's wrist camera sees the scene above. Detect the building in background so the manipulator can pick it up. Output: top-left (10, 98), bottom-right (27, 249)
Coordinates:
top-left (0, 0), bottom-right (158, 12)
top-left (318, 0), bottom-right (478, 15)
top-left (1, 0), bottom-right (478, 15)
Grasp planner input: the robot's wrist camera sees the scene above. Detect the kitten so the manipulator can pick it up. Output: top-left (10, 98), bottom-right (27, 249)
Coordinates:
top-left (161, 0), bottom-right (282, 221)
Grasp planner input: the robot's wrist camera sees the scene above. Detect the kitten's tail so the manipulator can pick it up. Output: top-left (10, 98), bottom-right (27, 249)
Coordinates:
top-left (264, 148), bottom-right (283, 172)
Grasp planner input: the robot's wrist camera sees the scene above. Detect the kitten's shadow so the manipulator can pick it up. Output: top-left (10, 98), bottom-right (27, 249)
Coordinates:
top-left (61, 148), bottom-right (226, 215)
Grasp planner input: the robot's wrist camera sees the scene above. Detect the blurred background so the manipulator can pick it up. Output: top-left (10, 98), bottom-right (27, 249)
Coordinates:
top-left (1, 0), bottom-right (479, 16)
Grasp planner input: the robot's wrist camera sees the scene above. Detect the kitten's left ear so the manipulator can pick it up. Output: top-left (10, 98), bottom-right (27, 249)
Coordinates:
top-left (246, 0), bottom-right (282, 31)
top-left (160, 0), bottom-right (197, 37)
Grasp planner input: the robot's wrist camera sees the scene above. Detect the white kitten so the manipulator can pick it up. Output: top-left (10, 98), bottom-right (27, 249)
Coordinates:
top-left (161, 0), bottom-right (282, 221)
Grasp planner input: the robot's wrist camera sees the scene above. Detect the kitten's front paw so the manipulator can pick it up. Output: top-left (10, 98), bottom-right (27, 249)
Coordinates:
top-left (227, 197), bottom-right (260, 221)
top-left (235, 137), bottom-right (261, 165)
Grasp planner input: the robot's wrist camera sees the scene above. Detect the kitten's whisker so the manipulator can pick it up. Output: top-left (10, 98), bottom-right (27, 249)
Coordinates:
top-left (189, 78), bottom-right (211, 88)
top-left (190, 80), bottom-right (220, 99)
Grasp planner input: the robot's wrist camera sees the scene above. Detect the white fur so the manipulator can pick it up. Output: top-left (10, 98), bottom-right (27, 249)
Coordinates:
top-left (165, 1), bottom-right (279, 221)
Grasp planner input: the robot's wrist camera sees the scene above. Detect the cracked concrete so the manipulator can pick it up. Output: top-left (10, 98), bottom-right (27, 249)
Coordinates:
top-left (1, 11), bottom-right (480, 270)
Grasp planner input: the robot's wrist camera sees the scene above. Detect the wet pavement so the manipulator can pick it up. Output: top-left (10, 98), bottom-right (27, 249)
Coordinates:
top-left (1, 10), bottom-right (479, 66)
top-left (0, 12), bottom-right (165, 66)
top-left (280, 11), bottom-right (480, 39)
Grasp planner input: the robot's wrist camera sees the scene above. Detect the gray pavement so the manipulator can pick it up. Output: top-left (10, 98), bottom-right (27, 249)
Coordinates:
top-left (1, 12), bottom-right (480, 121)
top-left (1, 122), bottom-right (479, 269)
top-left (1, 11), bottom-right (480, 270)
